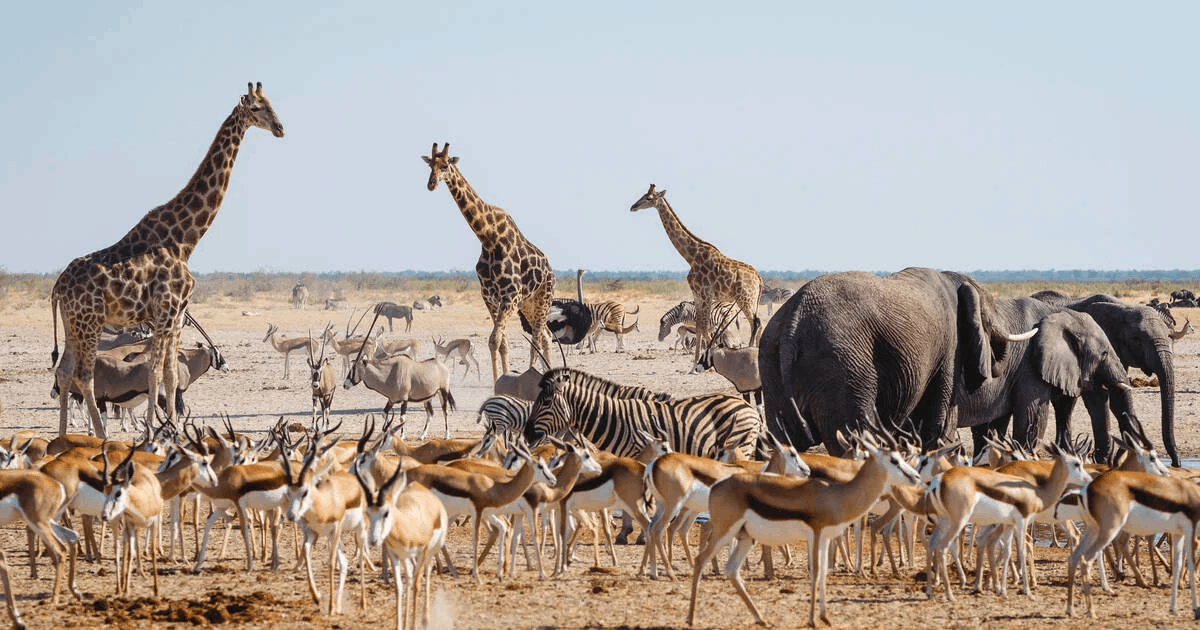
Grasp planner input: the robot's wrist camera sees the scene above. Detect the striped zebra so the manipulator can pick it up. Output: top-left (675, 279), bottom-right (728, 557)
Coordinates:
top-left (759, 285), bottom-right (794, 316)
top-left (528, 367), bottom-right (764, 460)
top-left (476, 394), bottom-right (532, 436)
top-left (582, 301), bottom-right (640, 353)
top-left (657, 301), bottom-right (732, 347)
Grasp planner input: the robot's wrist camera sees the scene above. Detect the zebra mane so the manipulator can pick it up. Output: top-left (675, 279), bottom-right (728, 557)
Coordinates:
top-left (540, 367), bottom-right (670, 401)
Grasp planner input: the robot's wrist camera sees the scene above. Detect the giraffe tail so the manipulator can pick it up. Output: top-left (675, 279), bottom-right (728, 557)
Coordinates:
top-left (50, 296), bottom-right (60, 368)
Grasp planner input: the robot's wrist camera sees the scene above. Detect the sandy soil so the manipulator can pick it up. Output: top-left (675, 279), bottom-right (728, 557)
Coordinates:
top-left (0, 290), bottom-right (1198, 629)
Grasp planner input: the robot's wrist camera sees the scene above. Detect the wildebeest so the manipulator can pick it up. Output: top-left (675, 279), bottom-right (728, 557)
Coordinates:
top-left (373, 301), bottom-right (414, 333)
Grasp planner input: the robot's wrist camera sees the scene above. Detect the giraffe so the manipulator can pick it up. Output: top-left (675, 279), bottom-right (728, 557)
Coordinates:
top-left (629, 184), bottom-right (763, 366)
top-left (422, 142), bottom-right (555, 382)
top-left (50, 82), bottom-right (285, 437)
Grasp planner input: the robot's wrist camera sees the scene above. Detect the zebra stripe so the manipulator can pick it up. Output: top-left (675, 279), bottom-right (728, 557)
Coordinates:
top-left (538, 367), bottom-right (670, 402)
top-left (477, 395), bottom-right (532, 436)
top-left (582, 301), bottom-right (637, 352)
top-left (657, 301), bottom-right (735, 347)
top-left (759, 286), bottom-right (794, 316)
top-left (657, 301), bottom-right (696, 342)
top-left (530, 368), bottom-right (763, 459)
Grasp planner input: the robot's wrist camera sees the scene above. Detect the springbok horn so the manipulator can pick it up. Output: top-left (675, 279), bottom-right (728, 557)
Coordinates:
top-left (787, 398), bottom-right (816, 446)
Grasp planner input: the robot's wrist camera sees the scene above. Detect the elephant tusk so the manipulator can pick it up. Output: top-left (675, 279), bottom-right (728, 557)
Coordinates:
top-left (1005, 328), bottom-right (1038, 342)
top-left (1115, 382), bottom-right (1133, 392)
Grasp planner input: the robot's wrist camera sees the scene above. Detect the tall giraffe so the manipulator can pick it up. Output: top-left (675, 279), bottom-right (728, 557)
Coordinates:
top-left (422, 143), bottom-right (555, 382)
top-left (50, 83), bottom-right (285, 437)
top-left (629, 184), bottom-right (762, 366)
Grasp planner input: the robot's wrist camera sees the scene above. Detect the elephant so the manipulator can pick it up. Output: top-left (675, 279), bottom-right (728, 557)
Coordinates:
top-left (958, 298), bottom-right (1135, 456)
top-left (759, 267), bottom-right (1036, 454)
top-left (1031, 292), bottom-right (1180, 466)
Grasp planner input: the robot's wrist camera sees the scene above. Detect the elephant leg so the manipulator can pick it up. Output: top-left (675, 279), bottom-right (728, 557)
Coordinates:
top-left (911, 370), bottom-right (956, 449)
top-left (1051, 395), bottom-right (1078, 450)
top-left (1013, 402), bottom-right (1050, 452)
top-left (1080, 390), bottom-right (1112, 463)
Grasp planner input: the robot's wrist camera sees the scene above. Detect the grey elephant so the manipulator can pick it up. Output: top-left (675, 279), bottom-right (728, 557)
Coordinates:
top-left (759, 267), bottom-right (1036, 453)
top-left (960, 299), bottom-right (1135, 455)
top-left (1031, 291), bottom-right (1180, 466)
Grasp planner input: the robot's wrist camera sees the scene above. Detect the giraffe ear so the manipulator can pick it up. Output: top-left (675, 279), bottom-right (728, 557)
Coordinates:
top-left (448, 157), bottom-right (459, 165)
top-left (421, 156), bottom-right (433, 165)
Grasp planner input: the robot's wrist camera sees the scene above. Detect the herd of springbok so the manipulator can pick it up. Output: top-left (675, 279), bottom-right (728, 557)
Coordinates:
top-left (0, 402), bottom-right (1196, 629)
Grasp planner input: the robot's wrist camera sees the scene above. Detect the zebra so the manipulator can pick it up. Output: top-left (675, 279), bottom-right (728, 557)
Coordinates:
top-left (373, 301), bottom-right (414, 332)
top-left (657, 301), bottom-right (733, 347)
top-left (581, 301), bottom-right (640, 353)
top-left (759, 285), bottom-right (794, 317)
top-left (528, 367), bottom-right (763, 461)
top-left (476, 394), bottom-right (533, 436)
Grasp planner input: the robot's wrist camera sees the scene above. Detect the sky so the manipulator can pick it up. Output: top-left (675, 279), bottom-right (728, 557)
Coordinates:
top-left (3, 2), bottom-right (1197, 275)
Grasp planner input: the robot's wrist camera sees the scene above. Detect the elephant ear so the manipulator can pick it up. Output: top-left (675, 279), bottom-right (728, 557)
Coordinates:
top-left (957, 283), bottom-right (994, 391)
top-left (1035, 318), bottom-right (1083, 398)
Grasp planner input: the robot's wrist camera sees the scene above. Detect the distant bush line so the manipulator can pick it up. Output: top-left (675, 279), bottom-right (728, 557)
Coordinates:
top-left (2, 268), bottom-right (1198, 305)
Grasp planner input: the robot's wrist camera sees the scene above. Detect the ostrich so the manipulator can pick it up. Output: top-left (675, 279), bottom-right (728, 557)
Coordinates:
top-left (519, 269), bottom-right (592, 345)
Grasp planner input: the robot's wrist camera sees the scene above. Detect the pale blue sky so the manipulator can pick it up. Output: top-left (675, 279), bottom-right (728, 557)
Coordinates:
top-left (3, 2), bottom-right (1196, 274)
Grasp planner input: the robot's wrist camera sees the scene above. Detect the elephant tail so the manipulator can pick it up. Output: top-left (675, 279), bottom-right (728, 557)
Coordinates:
top-left (764, 297), bottom-right (816, 449)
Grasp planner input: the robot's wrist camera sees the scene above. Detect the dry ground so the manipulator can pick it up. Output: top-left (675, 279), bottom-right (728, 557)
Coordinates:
top-left (0, 290), bottom-right (1198, 629)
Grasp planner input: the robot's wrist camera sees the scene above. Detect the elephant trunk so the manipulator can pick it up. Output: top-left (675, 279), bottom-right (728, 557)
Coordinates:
top-left (1152, 345), bottom-right (1179, 467)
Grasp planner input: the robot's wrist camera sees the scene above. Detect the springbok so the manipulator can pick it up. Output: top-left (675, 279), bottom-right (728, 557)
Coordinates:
top-left (686, 427), bottom-right (920, 627)
top-left (264, 323), bottom-right (330, 379)
top-left (432, 337), bottom-right (481, 381)
top-left (352, 453), bottom-right (447, 630)
top-left (403, 440), bottom-right (556, 583)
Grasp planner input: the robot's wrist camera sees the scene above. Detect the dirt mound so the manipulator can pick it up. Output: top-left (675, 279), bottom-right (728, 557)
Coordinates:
top-left (71, 590), bottom-right (282, 626)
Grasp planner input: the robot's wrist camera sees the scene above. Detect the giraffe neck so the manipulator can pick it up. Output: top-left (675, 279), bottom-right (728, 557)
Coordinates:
top-left (443, 164), bottom-right (508, 246)
top-left (654, 198), bottom-right (711, 266)
top-left (113, 108), bottom-right (252, 261)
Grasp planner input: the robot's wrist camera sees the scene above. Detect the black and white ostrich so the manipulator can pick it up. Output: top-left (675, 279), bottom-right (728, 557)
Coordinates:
top-left (519, 269), bottom-right (593, 345)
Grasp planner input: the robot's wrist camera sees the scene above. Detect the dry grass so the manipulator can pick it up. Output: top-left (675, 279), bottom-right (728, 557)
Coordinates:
top-left (2, 270), bottom-right (1197, 313)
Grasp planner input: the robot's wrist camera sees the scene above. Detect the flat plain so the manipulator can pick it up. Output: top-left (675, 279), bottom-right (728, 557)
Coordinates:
top-left (0, 285), bottom-right (1198, 629)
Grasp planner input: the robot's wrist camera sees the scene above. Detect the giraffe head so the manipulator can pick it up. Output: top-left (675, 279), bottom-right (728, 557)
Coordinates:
top-left (421, 142), bottom-right (459, 191)
top-left (629, 183), bottom-right (667, 212)
top-left (237, 82), bottom-right (285, 138)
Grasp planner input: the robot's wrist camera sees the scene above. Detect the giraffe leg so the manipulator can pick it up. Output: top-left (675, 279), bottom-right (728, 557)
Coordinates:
top-left (692, 298), bottom-right (713, 368)
top-left (145, 323), bottom-right (169, 428)
top-left (519, 293), bottom-right (555, 372)
top-left (74, 336), bottom-right (108, 440)
top-left (487, 301), bottom-right (518, 381)
top-left (739, 296), bottom-right (761, 347)
top-left (161, 326), bottom-right (182, 426)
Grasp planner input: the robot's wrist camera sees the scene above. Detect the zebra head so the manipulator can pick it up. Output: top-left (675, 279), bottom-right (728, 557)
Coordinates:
top-left (528, 382), bottom-right (571, 446)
